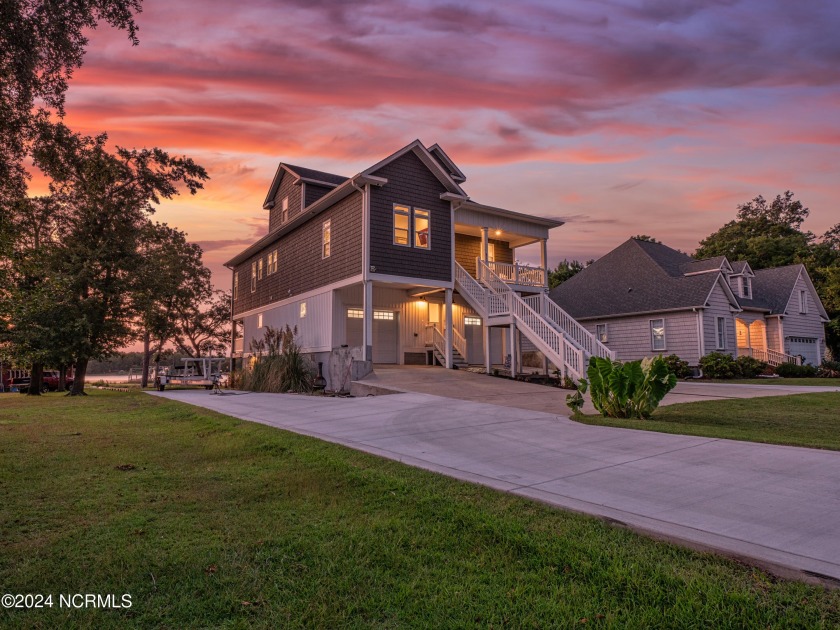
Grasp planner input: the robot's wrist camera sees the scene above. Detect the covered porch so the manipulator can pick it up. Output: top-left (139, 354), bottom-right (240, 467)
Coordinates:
top-left (735, 315), bottom-right (801, 366)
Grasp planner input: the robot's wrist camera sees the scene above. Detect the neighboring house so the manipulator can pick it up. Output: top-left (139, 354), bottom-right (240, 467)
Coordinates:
top-left (549, 238), bottom-right (830, 367)
top-left (225, 140), bottom-right (613, 390)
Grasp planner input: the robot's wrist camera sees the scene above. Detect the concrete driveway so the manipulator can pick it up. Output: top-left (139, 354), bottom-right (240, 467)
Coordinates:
top-left (149, 385), bottom-right (840, 585)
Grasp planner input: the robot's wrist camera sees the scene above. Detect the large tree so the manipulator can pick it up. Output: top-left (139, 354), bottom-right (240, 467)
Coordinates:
top-left (548, 259), bottom-right (591, 290)
top-left (0, 0), bottom-right (141, 204)
top-left (33, 124), bottom-right (207, 394)
top-left (696, 191), bottom-right (840, 357)
top-left (173, 290), bottom-right (231, 358)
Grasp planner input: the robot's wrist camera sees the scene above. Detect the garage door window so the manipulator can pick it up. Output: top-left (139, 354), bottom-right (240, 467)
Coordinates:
top-left (347, 309), bottom-right (363, 319)
top-left (374, 311), bottom-right (394, 320)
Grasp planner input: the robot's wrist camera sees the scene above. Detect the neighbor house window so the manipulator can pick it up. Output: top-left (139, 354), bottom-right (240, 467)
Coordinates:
top-left (716, 317), bottom-right (726, 349)
top-left (464, 316), bottom-right (482, 326)
top-left (257, 313), bottom-right (263, 328)
top-left (250, 262), bottom-right (257, 292)
top-left (393, 204), bottom-right (410, 246)
top-left (234, 272), bottom-right (239, 300)
top-left (650, 319), bottom-right (666, 351)
top-left (414, 208), bottom-right (430, 249)
top-left (281, 196), bottom-right (289, 223)
top-left (596, 324), bottom-right (608, 343)
top-left (258, 257), bottom-right (264, 280)
top-left (347, 309), bottom-right (364, 319)
top-left (321, 220), bottom-right (331, 258)
top-left (799, 290), bottom-right (808, 314)
top-left (742, 277), bottom-right (752, 299)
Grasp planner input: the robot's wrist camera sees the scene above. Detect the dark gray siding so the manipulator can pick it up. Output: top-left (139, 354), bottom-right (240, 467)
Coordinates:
top-left (304, 183), bottom-right (334, 207)
top-left (454, 233), bottom-right (513, 277)
top-left (369, 151), bottom-right (452, 282)
top-left (234, 191), bottom-right (363, 316)
top-left (268, 171), bottom-right (302, 233)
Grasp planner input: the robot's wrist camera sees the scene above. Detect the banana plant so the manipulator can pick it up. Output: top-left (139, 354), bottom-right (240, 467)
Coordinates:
top-left (566, 356), bottom-right (677, 419)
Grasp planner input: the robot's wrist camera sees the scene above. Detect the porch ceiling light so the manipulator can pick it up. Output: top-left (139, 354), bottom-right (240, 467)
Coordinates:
top-left (495, 229), bottom-right (502, 236)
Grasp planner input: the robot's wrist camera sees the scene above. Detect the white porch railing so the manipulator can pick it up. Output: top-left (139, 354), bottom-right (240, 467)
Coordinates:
top-left (480, 259), bottom-right (546, 287)
top-left (477, 259), bottom-right (584, 380)
top-left (526, 293), bottom-right (615, 361)
top-left (739, 347), bottom-right (801, 367)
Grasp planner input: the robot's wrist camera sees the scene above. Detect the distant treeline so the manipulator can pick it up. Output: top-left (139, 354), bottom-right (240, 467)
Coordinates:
top-left (88, 351), bottom-right (176, 374)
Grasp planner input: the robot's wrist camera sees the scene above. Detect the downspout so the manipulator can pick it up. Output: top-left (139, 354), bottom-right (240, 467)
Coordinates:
top-left (228, 265), bottom-right (236, 375)
top-left (351, 179), bottom-right (372, 362)
top-left (693, 307), bottom-right (704, 375)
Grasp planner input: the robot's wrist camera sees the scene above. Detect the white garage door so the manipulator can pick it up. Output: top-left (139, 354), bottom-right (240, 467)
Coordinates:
top-left (788, 337), bottom-right (820, 366)
top-left (345, 309), bottom-right (399, 364)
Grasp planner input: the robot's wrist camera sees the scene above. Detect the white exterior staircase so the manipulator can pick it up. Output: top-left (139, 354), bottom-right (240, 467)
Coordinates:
top-left (454, 260), bottom-right (615, 380)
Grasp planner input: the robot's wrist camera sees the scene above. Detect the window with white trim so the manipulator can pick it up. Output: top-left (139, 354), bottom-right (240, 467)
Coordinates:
top-left (716, 317), bottom-right (726, 349)
top-left (464, 316), bottom-right (482, 326)
top-left (267, 250), bottom-right (278, 275)
top-left (250, 262), bottom-right (257, 292)
top-left (596, 324), bottom-right (608, 343)
top-left (258, 257), bottom-right (264, 280)
top-left (414, 208), bottom-right (430, 249)
top-left (742, 277), bottom-right (752, 299)
top-left (347, 309), bottom-right (364, 319)
top-left (257, 313), bottom-right (263, 328)
top-left (234, 272), bottom-right (239, 300)
top-left (322, 220), bottom-right (331, 258)
top-left (650, 318), bottom-right (666, 351)
top-left (799, 290), bottom-right (808, 314)
top-left (393, 204), bottom-right (410, 246)
top-left (281, 196), bottom-right (289, 223)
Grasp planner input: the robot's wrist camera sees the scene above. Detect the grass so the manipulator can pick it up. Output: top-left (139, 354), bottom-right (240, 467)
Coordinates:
top-left (703, 378), bottom-right (840, 387)
top-left (1, 392), bottom-right (838, 628)
top-left (576, 392), bottom-right (840, 450)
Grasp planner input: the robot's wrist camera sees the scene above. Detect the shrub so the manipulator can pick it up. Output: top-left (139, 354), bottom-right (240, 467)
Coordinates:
top-left (775, 363), bottom-right (817, 378)
top-left (735, 355), bottom-right (767, 379)
top-left (699, 352), bottom-right (739, 379)
top-left (241, 325), bottom-right (314, 393)
top-left (566, 356), bottom-right (677, 419)
top-left (817, 360), bottom-right (840, 378)
top-left (662, 354), bottom-right (692, 379)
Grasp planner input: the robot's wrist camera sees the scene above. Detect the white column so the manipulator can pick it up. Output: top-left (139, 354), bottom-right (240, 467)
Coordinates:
top-left (483, 324), bottom-right (491, 374)
top-left (540, 238), bottom-right (548, 287)
top-left (444, 288), bottom-right (453, 369)
top-left (481, 227), bottom-right (489, 265)
top-left (509, 323), bottom-right (517, 376)
top-left (363, 280), bottom-right (373, 362)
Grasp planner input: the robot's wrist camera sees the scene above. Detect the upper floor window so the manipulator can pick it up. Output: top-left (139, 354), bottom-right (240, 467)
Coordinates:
top-left (322, 220), bottom-right (331, 258)
top-left (650, 318), bottom-right (666, 351)
top-left (250, 262), bottom-right (257, 292)
top-left (268, 250), bottom-right (278, 275)
top-left (596, 324), bottom-right (608, 344)
top-left (234, 272), bottom-right (239, 300)
top-left (738, 276), bottom-right (752, 299)
top-left (258, 257), bottom-right (264, 280)
top-left (281, 196), bottom-right (289, 223)
top-left (393, 204), bottom-right (410, 246)
top-left (799, 289), bottom-right (808, 314)
top-left (716, 317), bottom-right (726, 349)
top-left (393, 204), bottom-right (431, 249)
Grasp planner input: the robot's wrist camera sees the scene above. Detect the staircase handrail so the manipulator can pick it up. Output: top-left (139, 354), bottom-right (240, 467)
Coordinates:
top-left (452, 326), bottom-right (468, 362)
top-left (539, 294), bottom-right (615, 360)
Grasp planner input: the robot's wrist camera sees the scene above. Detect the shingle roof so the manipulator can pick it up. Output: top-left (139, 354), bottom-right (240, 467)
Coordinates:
top-left (283, 164), bottom-right (348, 186)
top-left (681, 257), bottom-right (727, 275)
top-left (748, 265), bottom-right (804, 314)
top-left (730, 260), bottom-right (751, 275)
top-left (549, 239), bottom-right (726, 319)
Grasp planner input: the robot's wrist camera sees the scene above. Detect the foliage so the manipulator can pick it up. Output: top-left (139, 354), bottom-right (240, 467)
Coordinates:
top-left (818, 360), bottom-right (840, 378)
top-left (173, 290), bottom-right (231, 358)
top-left (699, 352), bottom-right (740, 379)
top-left (632, 235), bottom-right (659, 243)
top-left (0, 0), bottom-right (141, 203)
top-left (775, 363), bottom-right (817, 378)
top-left (240, 325), bottom-right (314, 393)
top-left (662, 354), bottom-right (692, 379)
top-left (547, 258), bottom-right (591, 289)
top-left (567, 356), bottom-right (677, 419)
top-left (735, 355), bottom-right (768, 379)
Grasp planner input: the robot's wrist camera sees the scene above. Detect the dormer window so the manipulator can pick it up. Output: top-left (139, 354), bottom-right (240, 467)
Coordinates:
top-left (739, 276), bottom-right (752, 299)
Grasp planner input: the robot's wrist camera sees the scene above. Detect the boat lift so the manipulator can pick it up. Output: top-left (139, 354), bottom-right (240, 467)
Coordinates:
top-left (156, 357), bottom-right (227, 390)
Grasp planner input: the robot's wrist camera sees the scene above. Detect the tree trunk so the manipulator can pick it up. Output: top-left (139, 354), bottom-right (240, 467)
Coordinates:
top-left (69, 357), bottom-right (88, 396)
top-left (28, 363), bottom-right (43, 396)
top-left (58, 365), bottom-right (66, 391)
top-left (141, 330), bottom-right (151, 388)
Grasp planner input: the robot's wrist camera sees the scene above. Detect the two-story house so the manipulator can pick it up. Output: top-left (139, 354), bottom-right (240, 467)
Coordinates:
top-left (225, 140), bottom-right (614, 389)
top-left (549, 238), bottom-right (829, 367)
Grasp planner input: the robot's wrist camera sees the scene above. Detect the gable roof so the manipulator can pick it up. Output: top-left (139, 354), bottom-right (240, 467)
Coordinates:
top-left (362, 139), bottom-right (467, 197)
top-left (730, 260), bottom-right (754, 276)
top-left (427, 143), bottom-right (466, 183)
top-left (748, 265), bottom-right (829, 319)
top-left (549, 239), bottom-right (739, 320)
top-left (262, 163), bottom-right (348, 208)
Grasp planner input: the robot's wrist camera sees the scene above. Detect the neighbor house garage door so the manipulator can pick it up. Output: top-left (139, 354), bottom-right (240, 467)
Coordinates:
top-left (787, 337), bottom-right (820, 366)
top-left (345, 309), bottom-right (399, 364)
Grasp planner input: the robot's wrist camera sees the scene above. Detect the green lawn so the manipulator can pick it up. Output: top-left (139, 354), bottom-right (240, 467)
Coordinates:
top-left (1, 392), bottom-right (839, 628)
top-left (704, 378), bottom-right (840, 387)
top-left (576, 392), bottom-right (840, 450)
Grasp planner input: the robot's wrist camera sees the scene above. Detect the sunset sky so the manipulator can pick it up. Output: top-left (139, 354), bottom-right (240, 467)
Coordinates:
top-left (40, 0), bottom-right (840, 286)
